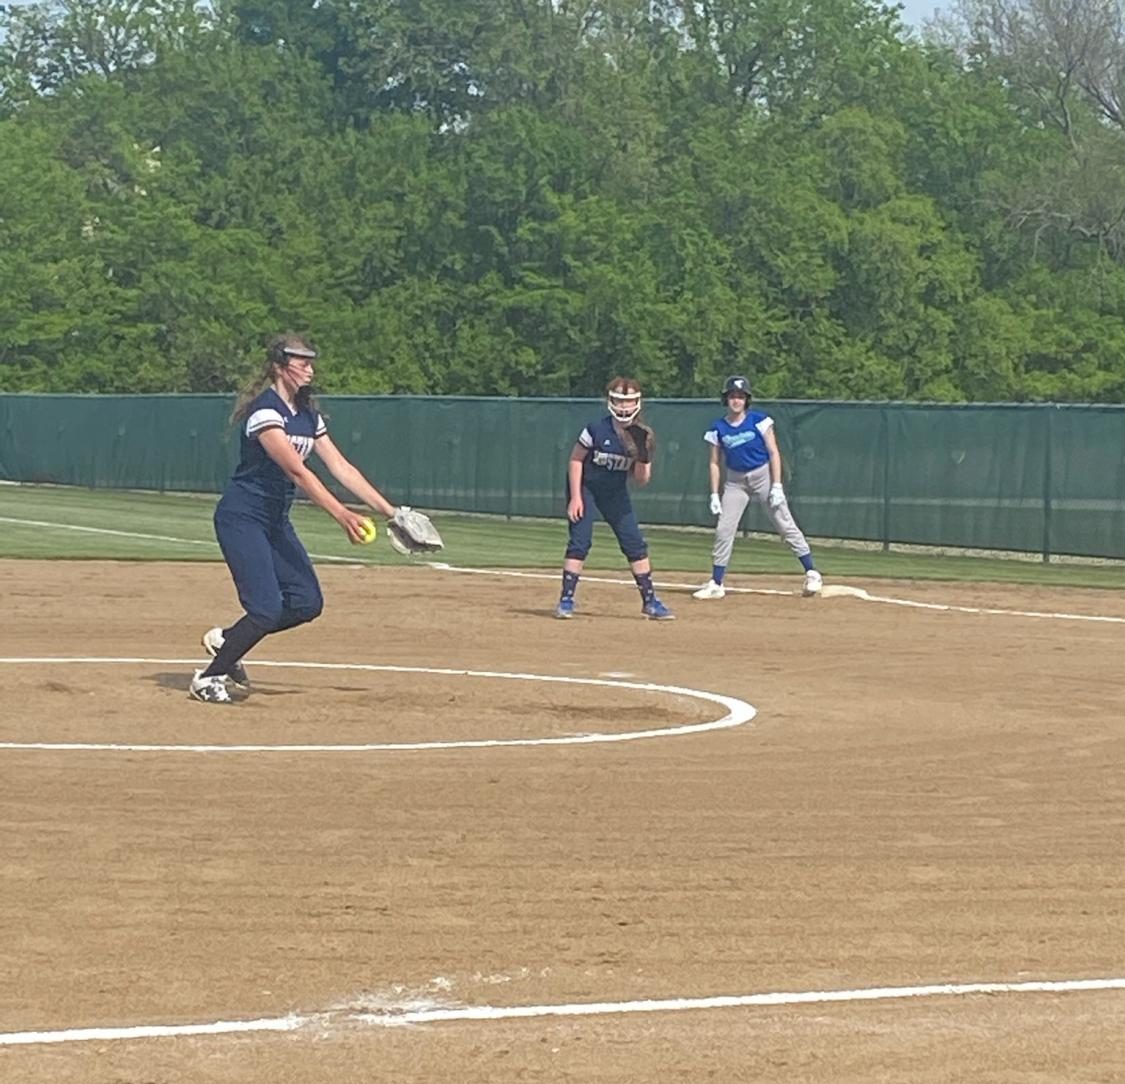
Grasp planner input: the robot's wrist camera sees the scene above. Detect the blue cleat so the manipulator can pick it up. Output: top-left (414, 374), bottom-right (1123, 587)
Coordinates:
top-left (555, 598), bottom-right (576, 619)
top-left (642, 598), bottom-right (675, 620)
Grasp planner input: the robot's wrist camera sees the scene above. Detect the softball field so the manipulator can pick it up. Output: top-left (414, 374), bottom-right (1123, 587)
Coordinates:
top-left (2, 558), bottom-right (1124, 1083)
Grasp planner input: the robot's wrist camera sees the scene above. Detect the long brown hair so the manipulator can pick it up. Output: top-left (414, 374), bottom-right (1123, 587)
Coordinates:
top-left (230, 333), bottom-right (320, 425)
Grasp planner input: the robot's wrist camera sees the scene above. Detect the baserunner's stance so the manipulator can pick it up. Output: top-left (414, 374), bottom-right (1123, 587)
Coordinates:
top-left (693, 375), bottom-right (822, 600)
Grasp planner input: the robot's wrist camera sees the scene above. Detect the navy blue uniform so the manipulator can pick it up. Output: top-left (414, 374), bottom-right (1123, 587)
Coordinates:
top-left (214, 389), bottom-right (326, 631)
top-left (565, 415), bottom-right (647, 562)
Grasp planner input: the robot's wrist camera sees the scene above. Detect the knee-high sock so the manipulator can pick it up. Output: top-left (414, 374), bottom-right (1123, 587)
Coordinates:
top-left (200, 615), bottom-right (269, 679)
top-left (560, 570), bottom-right (580, 601)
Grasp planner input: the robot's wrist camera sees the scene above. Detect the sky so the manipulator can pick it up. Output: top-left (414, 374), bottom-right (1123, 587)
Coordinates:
top-left (899, 0), bottom-right (947, 29)
top-left (1, 0), bottom-right (945, 22)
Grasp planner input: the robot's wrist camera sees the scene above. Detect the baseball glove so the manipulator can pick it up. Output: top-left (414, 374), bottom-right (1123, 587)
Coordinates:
top-left (625, 422), bottom-right (655, 464)
top-left (387, 507), bottom-right (444, 556)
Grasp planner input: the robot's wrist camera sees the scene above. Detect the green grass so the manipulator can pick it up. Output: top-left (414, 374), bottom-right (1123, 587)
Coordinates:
top-left (1, 483), bottom-right (1124, 589)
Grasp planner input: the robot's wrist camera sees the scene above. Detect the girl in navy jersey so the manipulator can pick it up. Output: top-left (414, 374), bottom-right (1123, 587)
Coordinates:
top-left (555, 377), bottom-right (673, 620)
top-left (692, 375), bottom-right (821, 600)
top-left (190, 333), bottom-right (398, 704)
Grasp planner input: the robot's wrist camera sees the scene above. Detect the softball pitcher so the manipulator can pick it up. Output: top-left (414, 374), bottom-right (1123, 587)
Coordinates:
top-left (693, 376), bottom-right (822, 600)
top-left (190, 333), bottom-right (398, 704)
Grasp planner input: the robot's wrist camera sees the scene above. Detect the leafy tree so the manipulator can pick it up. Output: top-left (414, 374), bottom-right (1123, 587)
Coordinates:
top-left (2, 0), bottom-right (1125, 400)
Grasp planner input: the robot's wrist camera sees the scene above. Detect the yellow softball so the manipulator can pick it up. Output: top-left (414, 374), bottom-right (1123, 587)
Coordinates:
top-left (356, 517), bottom-right (377, 544)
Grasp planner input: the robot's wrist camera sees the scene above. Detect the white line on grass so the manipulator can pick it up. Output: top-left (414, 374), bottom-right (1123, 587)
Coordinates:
top-left (0, 658), bottom-right (755, 752)
top-left (3, 514), bottom-right (1120, 622)
top-left (0, 516), bottom-right (363, 564)
top-left (4, 977), bottom-right (1125, 1046)
top-left (0, 515), bottom-right (218, 548)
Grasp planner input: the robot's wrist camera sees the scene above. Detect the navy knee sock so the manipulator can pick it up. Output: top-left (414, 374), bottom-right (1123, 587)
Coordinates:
top-left (201, 616), bottom-right (269, 679)
top-left (633, 571), bottom-right (655, 605)
top-left (560, 570), bottom-right (580, 601)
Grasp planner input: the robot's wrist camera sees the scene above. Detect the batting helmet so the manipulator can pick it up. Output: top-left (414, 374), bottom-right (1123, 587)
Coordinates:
top-left (721, 375), bottom-right (751, 404)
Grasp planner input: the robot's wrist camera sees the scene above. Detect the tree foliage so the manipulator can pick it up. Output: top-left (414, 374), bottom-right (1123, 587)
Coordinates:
top-left (1, 0), bottom-right (1124, 400)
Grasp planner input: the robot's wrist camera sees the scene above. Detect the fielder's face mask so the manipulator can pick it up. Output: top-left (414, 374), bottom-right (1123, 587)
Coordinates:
top-left (608, 388), bottom-right (642, 424)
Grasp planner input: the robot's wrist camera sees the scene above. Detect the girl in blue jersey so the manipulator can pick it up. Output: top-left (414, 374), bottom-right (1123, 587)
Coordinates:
top-left (693, 375), bottom-right (822, 600)
top-left (555, 377), bottom-right (673, 620)
top-left (190, 333), bottom-right (398, 704)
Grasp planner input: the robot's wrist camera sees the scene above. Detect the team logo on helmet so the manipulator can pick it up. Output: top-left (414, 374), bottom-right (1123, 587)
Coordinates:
top-left (606, 376), bottom-right (643, 424)
top-left (722, 375), bottom-right (751, 403)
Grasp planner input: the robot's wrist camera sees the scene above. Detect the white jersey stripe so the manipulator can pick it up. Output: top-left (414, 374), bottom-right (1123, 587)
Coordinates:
top-left (245, 408), bottom-right (286, 437)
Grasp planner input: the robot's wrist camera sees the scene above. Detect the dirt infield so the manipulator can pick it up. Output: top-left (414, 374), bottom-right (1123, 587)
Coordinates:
top-left (2, 559), bottom-right (1124, 1083)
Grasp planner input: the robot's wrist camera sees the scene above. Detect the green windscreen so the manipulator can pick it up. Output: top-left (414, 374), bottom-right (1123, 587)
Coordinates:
top-left (2, 394), bottom-right (1122, 559)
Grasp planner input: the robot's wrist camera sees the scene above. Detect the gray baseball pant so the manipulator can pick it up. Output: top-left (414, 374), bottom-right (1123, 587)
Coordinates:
top-left (712, 464), bottom-right (811, 567)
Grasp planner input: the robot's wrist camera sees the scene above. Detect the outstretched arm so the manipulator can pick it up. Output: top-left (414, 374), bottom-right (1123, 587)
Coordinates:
top-left (314, 434), bottom-right (398, 519)
top-left (259, 429), bottom-right (373, 543)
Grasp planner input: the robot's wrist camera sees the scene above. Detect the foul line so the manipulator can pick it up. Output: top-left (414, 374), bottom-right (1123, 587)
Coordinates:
top-left (3, 513), bottom-right (1119, 624)
top-left (4, 977), bottom-right (1125, 1046)
top-left (0, 658), bottom-right (755, 752)
top-left (0, 516), bottom-right (364, 565)
top-left (428, 562), bottom-right (1125, 625)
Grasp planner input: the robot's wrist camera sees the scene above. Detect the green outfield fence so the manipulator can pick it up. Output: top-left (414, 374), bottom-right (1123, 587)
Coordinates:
top-left (2, 394), bottom-right (1124, 560)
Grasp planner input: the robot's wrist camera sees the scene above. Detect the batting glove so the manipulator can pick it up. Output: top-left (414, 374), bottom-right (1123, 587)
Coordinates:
top-left (768, 483), bottom-right (785, 510)
top-left (709, 492), bottom-right (722, 516)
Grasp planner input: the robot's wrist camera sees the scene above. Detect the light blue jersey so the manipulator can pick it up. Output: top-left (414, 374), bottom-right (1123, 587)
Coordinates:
top-left (704, 410), bottom-right (774, 472)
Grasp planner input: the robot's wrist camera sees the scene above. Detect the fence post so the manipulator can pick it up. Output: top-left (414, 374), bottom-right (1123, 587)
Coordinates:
top-left (1042, 403), bottom-right (1053, 563)
top-left (404, 397), bottom-right (414, 507)
top-left (881, 405), bottom-right (891, 551)
top-left (507, 398), bottom-right (515, 521)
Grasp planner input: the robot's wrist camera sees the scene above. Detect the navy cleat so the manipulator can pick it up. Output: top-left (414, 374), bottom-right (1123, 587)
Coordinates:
top-left (202, 626), bottom-right (250, 690)
top-left (642, 598), bottom-right (675, 620)
top-left (555, 598), bottom-right (576, 619)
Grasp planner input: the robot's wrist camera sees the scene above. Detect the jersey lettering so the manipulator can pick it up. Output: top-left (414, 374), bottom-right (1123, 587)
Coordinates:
top-left (592, 449), bottom-right (631, 472)
top-left (226, 389), bottom-right (325, 511)
top-left (289, 434), bottom-right (315, 461)
top-left (721, 430), bottom-right (759, 450)
top-left (706, 411), bottom-right (773, 472)
top-left (577, 415), bottom-right (636, 486)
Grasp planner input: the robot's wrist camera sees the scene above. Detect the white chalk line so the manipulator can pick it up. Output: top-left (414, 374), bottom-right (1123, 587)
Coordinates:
top-left (5, 977), bottom-right (1125, 1047)
top-left (428, 562), bottom-right (1125, 625)
top-left (4, 512), bottom-right (1119, 623)
top-left (0, 658), bottom-right (755, 752)
top-left (0, 1015), bottom-right (304, 1047)
top-left (0, 516), bottom-right (364, 565)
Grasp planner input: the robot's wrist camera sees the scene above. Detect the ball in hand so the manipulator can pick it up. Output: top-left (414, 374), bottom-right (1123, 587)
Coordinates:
top-left (356, 517), bottom-right (377, 544)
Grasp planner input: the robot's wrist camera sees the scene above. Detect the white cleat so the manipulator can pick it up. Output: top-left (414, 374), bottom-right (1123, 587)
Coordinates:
top-left (692, 580), bottom-right (726, 600)
top-left (802, 569), bottom-right (823, 597)
top-left (190, 669), bottom-right (232, 704)
top-left (202, 626), bottom-right (250, 690)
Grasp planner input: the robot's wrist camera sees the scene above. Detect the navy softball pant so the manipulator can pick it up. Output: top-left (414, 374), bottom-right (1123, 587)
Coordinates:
top-left (214, 505), bottom-right (324, 632)
top-left (565, 482), bottom-right (648, 562)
